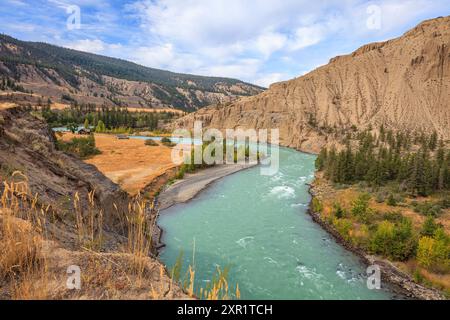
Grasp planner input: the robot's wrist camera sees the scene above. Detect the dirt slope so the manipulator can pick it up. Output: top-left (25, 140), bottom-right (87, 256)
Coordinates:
top-left (0, 107), bottom-right (188, 299)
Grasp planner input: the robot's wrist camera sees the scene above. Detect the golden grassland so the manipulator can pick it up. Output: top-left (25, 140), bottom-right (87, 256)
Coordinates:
top-left (49, 103), bottom-right (185, 114)
top-left (0, 172), bottom-right (238, 300)
top-left (60, 133), bottom-right (179, 196)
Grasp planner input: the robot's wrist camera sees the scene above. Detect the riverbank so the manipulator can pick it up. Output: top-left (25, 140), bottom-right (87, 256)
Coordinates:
top-left (308, 177), bottom-right (446, 300)
top-left (157, 163), bottom-right (258, 210)
top-left (153, 162), bottom-right (258, 250)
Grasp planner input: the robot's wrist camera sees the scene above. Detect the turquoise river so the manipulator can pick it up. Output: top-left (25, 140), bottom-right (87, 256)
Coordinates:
top-left (158, 146), bottom-right (397, 299)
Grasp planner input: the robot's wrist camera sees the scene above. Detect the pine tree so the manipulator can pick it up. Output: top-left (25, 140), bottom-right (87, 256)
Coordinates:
top-left (95, 120), bottom-right (106, 133)
top-left (429, 131), bottom-right (438, 151)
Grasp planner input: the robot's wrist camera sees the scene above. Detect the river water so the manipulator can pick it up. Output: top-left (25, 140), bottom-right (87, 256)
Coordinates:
top-left (158, 146), bottom-right (395, 299)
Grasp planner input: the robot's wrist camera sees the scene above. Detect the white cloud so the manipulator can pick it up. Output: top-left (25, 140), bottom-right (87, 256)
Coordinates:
top-left (67, 39), bottom-right (105, 53)
top-left (288, 25), bottom-right (325, 51)
top-left (32, 0), bottom-right (450, 85)
top-left (65, 39), bottom-right (122, 54)
top-left (198, 59), bottom-right (262, 80)
top-left (125, 0), bottom-right (335, 83)
top-left (254, 73), bottom-right (291, 88)
top-left (131, 43), bottom-right (175, 67)
top-left (255, 32), bottom-right (287, 58)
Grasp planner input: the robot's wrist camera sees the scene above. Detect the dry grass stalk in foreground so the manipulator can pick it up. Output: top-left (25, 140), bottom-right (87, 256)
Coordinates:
top-left (73, 190), bottom-right (103, 249)
top-left (0, 172), bottom-right (240, 300)
top-left (170, 252), bottom-right (240, 300)
top-left (0, 172), bottom-right (49, 299)
top-left (124, 196), bottom-right (154, 281)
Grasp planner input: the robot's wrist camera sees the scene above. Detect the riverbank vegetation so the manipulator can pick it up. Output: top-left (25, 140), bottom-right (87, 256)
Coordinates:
top-left (313, 128), bottom-right (450, 296)
top-left (315, 128), bottom-right (450, 196)
top-left (174, 140), bottom-right (260, 180)
top-left (56, 134), bottom-right (101, 159)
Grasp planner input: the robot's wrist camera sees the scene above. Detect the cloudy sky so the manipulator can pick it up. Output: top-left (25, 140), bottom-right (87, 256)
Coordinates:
top-left (0, 0), bottom-right (448, 87)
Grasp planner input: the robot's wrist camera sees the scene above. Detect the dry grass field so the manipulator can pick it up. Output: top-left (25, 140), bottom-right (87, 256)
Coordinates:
top-left (61, 133), bottom-right (179, 195)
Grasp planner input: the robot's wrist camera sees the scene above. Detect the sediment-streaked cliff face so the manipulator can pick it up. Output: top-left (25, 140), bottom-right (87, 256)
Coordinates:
top-left (172, 16), bottom-right (450, 154)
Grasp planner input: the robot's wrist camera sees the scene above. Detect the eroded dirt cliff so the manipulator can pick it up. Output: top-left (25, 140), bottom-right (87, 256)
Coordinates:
top-left (172, 16), bottom-right (450, 154)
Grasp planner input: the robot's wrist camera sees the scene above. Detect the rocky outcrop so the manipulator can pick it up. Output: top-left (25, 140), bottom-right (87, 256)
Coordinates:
top-left (0, 107), bottom-right (129, 232)
top-left (172, 16), bottom-right (450, 154)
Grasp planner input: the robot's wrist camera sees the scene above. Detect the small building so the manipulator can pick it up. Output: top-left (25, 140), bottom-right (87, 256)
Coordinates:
top-left (116, 134), bottom-right (130, 140)
top-left (77, 128), bottom-right (91, 135)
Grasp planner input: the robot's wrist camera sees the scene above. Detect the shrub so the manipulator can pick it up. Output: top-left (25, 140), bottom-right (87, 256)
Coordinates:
top-left (145, 139), bottom-right (159, 146)
top-left (391, 218), bottom-right (417, 261)
top-left (161, 137), bottom-right (176, 147)
top-left (333, 202), bottom-right (345, 218)
top-left (370, 220), bottom-right (395, 256)
top-left (353, 224), bottom-right (370, 248)
top-left (351, 193), bottom-right (373, 223)
top-left (95, 120), bottom-right (106, 133)
top-left (375, 192), bottom-right (386, 203)
top-left (311, 198), bottom-right (323, 213)
top-left (417, 233), bottom-right (449, 273)
top-left (421, 216), bottom-right (440, 237)
top-left (57, 135), bottom-right (101, 159)
top-left (413, 269), bottom-right (425, 284)
top-left (381, 211), bottom-right (403, 223)
top-left (370, 218), bottom-right (417, 261)
top-left (386, 194), bottom-right (397, 206)
top-left (333, 218), bottom-right (353, 242)
top-left (175, 165), bottom-right (186, 180)
top-left (412, 201), bottom-right (442, 217)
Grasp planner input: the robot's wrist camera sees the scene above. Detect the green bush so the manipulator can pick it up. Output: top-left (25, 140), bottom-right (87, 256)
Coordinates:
top-left (161, 137), bottom-right (176, 147)
top-left (370, 218), bottom-right (417, 261)
top-left (351, 193), bottom-right (373, 223)
top-left (333, 202), bottom-right (345, 218)
top-left (412, 201), bottom-right (443, 217)
top-left (421, 216), bottom-right (440, 237)
top-left (375, 192), bottom-right (386, 203)
top-left (417, 232), bottom-right (449, 273)
top-left (57, 135), bottom-right (100, 159)
top-left (175, 165), bottom-right (186, 180)
top-left (381, 211), bottom-right (404, 223)
top-left (145, 139), bottom-right (159, 146)
top-left (386, 194), bottom-right (397, 206)
top-left (311, 198), bottom-right (323, 213)
top-left (333, 218), bottom-right (353, 242)
top-left (370, 220), bottom-right (395, 256)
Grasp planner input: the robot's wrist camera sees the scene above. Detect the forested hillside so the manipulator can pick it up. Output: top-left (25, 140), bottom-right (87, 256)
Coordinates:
top-left (0, 34), bottom-right (263, 111)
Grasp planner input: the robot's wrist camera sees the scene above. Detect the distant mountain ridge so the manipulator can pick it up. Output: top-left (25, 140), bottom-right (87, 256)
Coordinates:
top-left (0, 34), bottom-right (264, 111)
top-left (173, 16), bottom-right (450, 153)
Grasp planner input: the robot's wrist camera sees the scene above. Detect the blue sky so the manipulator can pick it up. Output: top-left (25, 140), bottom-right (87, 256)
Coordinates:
top-left (0, 0), bottom-right (449, 87)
